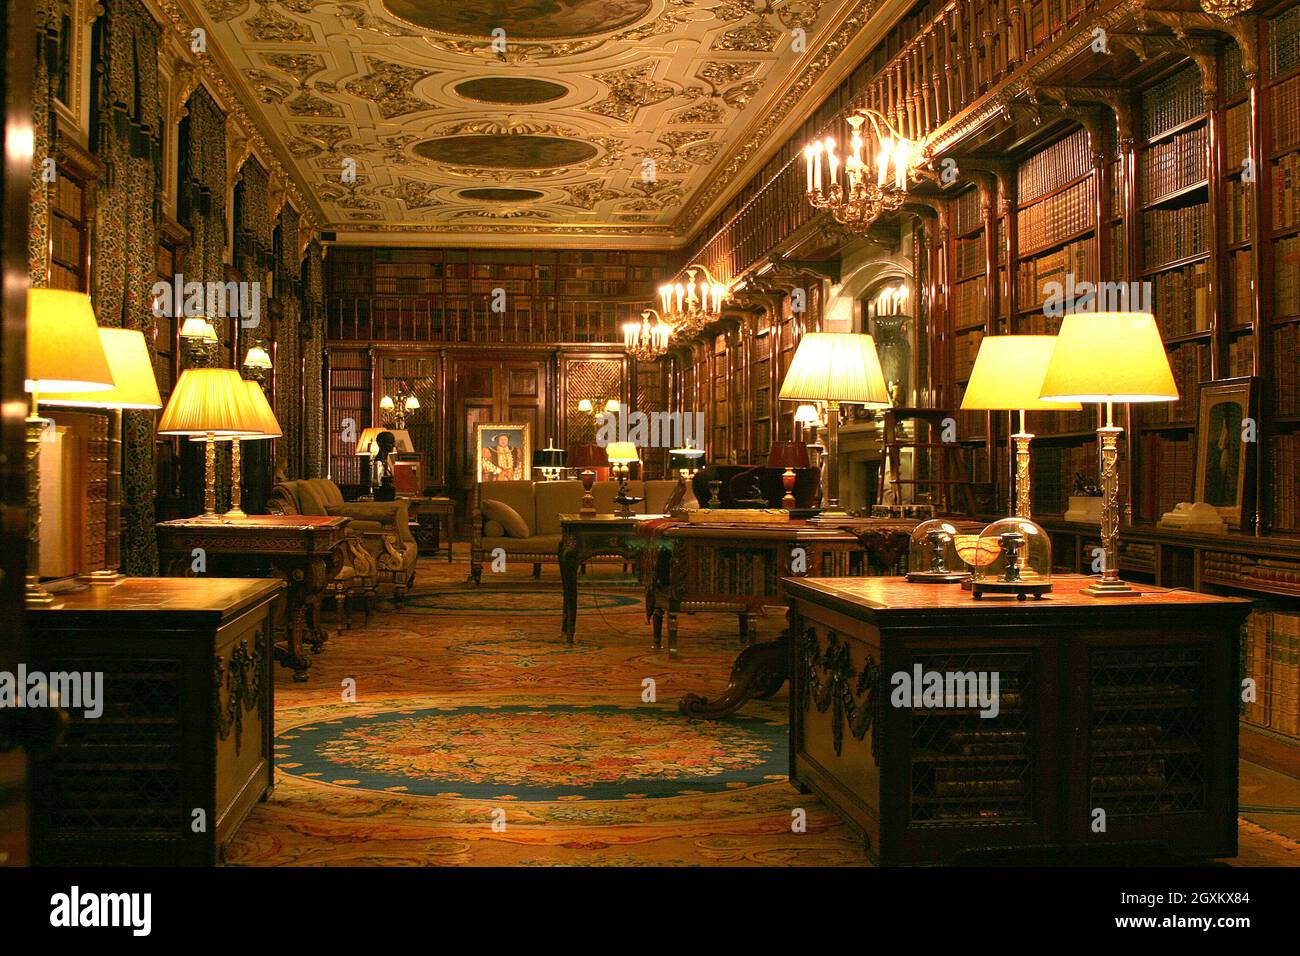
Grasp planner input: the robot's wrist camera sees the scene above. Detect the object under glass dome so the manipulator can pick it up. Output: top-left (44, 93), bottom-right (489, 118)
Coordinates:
top-left (964, 517), bottom-right (1053, 600)
top-left (905, 519), bottom-right (969, 583)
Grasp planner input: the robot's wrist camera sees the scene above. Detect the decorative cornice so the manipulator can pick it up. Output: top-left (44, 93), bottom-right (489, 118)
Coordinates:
top-left (157, 0), bottom-right (322, 230)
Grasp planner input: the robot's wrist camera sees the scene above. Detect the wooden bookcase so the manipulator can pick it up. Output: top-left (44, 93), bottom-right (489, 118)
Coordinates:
top-left (326, 247), bottom-right (671, 344)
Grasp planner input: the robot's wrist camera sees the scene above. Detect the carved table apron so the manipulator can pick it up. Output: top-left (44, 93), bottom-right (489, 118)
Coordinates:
top-left (157, 516), bottom-right (350, 681)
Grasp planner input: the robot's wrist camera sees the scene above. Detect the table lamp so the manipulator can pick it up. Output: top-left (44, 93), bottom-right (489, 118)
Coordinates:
top-left (794, 402), bottom-right (823, 439)
top-left (533, 443), bottom-right (567, 481)
top-left (157, 368), bottom-right (260, 517)
top-left (25, 290), bottom-right (116, 606)
top-left (569, 442), bottom-right (608, 515)
top-left (189, 378), bottom-right (281, 518)
top-left (606, 441), bottom-right (641, 516)
top-left (778, 332), bottom-right (891, 516)
top-left (768, 441), bottom-right (811, 509)
top-left (42, 327), bottom-right (163, 584)
top-left (959, 335), bottom-right (1081, 519)
top-left (1039, 312), bottom-right (1178, 596)
top-left (665, 443), bottom-right (705, 513)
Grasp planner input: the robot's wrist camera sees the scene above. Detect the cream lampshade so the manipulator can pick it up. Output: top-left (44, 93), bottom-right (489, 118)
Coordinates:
top-left (158, 368), bottom-right (261, 517)
top-left (605, 442), bottom-right (641, 516)
top-left (778, 332), bottom-right (890, 514)
top-left (356, 426), bottom-right (386, 458)
top-left (41, 328), bottom-right (162, 409)
top-left (179, 317), bottom-right (218, 342)
top-left (242, 345), bottom-right (273, 370)
top-left (26, 289), bottom-right (114, 394)
top-left (605, 441), bottom-right (640, 464)
top-left (1039, 312), bottom-right (1178, 596)
top-left (960, 335), bottom-right (1081, 519)
top-left (188, 379), bottom-right (281, 519)
top-left (24, 290), bottom-right (116, 608)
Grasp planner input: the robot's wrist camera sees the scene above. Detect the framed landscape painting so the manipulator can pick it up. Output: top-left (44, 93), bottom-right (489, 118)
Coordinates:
top-left (474, 423), bottom-right (530, 483)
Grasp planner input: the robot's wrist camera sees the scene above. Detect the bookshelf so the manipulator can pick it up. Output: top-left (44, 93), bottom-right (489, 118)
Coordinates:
top-left (326, 247), bottom-right (671, 344)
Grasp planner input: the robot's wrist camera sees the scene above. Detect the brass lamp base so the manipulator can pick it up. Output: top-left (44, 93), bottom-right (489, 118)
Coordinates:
top-left (79, 569), bottom-right (125, 586)
top-left (1080, 578), bottom-right (1142, 597)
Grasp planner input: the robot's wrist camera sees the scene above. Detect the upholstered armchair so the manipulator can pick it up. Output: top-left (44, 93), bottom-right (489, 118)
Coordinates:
top-left (267, 478), bottom-right (418, 605)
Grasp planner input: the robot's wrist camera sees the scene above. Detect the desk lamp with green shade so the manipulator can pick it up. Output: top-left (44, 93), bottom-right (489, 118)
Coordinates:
top-left (1038, 312), bottom-right (1179, 597)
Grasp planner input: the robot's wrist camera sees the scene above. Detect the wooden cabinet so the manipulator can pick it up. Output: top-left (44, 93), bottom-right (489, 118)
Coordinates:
top-left (786, 574), bottom-right (1249, 865)
top-left (27, 578), bottom-right (281, 866)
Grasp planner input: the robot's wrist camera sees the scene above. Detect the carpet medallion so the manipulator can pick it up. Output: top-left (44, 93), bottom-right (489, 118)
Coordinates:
top-left (277, 703), bottom-right (787, 799)
top-left (224, 558), bottom-right (1300, 867)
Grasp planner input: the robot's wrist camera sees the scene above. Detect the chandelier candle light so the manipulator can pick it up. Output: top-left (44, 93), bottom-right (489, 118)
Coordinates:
top-left (658, 264), bottom-right (729, 337)
top-left (804, 109), bottom-right (924, 231)
top-left (622, 308), bottom-right (674, 362)
top-left (1039, 312), bottom-right (1179, 597)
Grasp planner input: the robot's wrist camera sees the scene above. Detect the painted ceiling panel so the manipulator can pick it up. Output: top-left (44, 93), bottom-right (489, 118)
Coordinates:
top-left (178, 0), bottom-right (887, 245)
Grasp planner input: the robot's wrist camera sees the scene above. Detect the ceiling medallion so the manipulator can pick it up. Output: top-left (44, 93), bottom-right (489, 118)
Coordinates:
top-left (1199, 0), bottom-right (1252, 16)
top-left (657, 263), bottom-right (730, 337)
top-left (622, 308), bottom-right (674, 362)
top-left (804, 109), bottom-right (930, 233)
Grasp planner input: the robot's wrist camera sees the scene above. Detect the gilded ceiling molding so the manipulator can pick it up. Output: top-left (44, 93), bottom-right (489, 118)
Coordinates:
top-left (344, 58), bottom-right (438, 118)
top-left (677, 0), bottom-right (886, 230)
top-left (243, 4), bottom-right (313, 44)
top-left (158, 0), bottom-right (323, 229)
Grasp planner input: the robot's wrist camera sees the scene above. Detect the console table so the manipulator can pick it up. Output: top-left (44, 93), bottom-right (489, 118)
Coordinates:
top-left (784, 574), bottom-right (1250, 865)
top-left (27, 577), bottom-right (281, 865)
top-left (157, 515), bottom-right (350, 681)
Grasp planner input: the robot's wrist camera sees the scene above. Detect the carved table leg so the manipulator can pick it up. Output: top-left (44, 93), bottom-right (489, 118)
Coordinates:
top-left (277, 600), bottom-right (312, 682)
top-left (559, 531), bottom-right (581, 644)
top-left (652, 609), bottom-right (664, 650)
top-left (679, 630), bottom-right (790, 719)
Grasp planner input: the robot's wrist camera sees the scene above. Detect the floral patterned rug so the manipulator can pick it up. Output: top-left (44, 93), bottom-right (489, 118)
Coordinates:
top-left (225, 557), bottom-right (1300, 867)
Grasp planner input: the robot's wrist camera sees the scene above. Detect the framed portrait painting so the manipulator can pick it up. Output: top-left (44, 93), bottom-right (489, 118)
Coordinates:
top-left (474, 423), bottom-right (531, 483)
top-left (1193, 377), bottom-right (1256, 529)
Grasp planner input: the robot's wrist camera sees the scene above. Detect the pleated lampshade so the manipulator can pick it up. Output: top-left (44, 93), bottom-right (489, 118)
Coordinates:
top-left (157, 368), bottom-right (261, 436)
top-left (26, 289), bottom-right (115, 393)
top-left (778, 332), bottom-right (891, 407)
top-left (41, 328), bottom-right (162, 409)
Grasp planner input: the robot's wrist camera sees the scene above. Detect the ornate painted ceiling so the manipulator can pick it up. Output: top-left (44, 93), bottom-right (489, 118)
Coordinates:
top-left (178, 0), bottom-right (896, 246)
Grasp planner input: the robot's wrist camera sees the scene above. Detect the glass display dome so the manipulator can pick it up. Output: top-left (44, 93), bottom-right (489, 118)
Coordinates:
top-left (967, 517), bottom-right (1053, 600)
top-left (905, 519), bottom-right (969, 583)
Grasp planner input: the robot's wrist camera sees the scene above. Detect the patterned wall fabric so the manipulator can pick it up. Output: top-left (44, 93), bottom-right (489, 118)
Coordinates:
top-left (91, 0), bottom-right (164, 575)
top-left (274, 201), bottom-right (302, 478)
top-left (302, 240), bottom-right (326, 478)
top-left (29, 2), bottom-right (58, 286)
top-left (180, 86), bottom-right (227, 311)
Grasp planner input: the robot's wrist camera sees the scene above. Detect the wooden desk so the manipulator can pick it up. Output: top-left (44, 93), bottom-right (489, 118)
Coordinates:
top-left (662, 519), bottom-right (924, 718)
top-left (27, 577), bottom-right (281, 865)
top-left (784, 574), bottom-right (1251, 865)
top-left (558, 514), bottom-right (649, 645)
top-left (157, 515), bottom-right (350, 681)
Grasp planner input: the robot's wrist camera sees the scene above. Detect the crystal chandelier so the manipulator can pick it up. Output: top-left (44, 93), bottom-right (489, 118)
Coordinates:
top-left (1200, 0), bottom-right (1252, 17)
top-left (622, 308), bottom-right (674, 362)
top-left (804, 109), bottom-right (923, 232)
top-left (657, 263), bottom-right (730, 337)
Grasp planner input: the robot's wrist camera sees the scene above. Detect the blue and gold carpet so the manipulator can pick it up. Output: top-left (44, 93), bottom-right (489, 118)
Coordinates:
top-left (225, 557), bottom-right (1300, 867)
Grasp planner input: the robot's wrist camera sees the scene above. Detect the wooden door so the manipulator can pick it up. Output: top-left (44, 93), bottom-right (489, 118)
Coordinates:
top-left (450, 355), bottom-right (550, 521)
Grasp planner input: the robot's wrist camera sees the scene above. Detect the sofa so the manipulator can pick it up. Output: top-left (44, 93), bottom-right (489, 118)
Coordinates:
top-left (267, 478), bottom-right (419, 605)
top-left (470, 478), bottom-right (679, 584)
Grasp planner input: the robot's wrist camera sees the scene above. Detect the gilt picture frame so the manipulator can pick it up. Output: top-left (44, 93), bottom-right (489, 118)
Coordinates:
top-left (1192, 377), bottom-right (1256, 529)
top-left (474, 423), bottom-right (531, 483)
